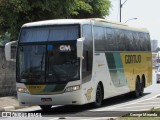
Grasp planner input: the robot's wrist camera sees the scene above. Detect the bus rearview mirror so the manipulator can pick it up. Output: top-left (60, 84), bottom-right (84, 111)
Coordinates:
top-left (77, 37), bottom-right (85, 59)
top-left (5, 41), bottom-right (17, 62)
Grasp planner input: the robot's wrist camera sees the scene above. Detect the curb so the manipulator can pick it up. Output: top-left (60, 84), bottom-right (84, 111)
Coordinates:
top-left (0, 106), bottom-right (27, 112)
top-left (0, 106), bottom-right (14, 112)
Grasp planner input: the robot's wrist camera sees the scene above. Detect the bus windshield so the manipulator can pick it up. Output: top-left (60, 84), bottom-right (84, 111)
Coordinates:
top-left (18, 44), bottom-right (80, 83)
top-left (20, 25), bottom-right (79, 43)
top-left (18, 25), bottom-right (80, 83)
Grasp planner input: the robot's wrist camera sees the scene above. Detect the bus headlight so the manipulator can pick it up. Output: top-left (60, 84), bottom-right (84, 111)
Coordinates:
top-left (17, 87), bottom-right (29, 93)
top-left (65, 85), bottom-right (80, 92)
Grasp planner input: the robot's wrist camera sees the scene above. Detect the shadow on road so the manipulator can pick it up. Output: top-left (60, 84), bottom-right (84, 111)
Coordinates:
top-left (29, 93), bottom-right (151, 117)
top-left (101, 93), bottom-right (150, 107)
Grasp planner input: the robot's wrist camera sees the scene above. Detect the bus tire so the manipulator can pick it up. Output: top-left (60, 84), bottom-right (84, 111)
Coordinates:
top-left (40, 105), bottom-right (52, 111)
top-left (140, 79), bottom-right (144, 96)
top-left (94, 83), bottom-right (103, 107)
top-left (134, 78), bottom-right (141, 98)
top-left (140, 75), bottom-right (145, 96)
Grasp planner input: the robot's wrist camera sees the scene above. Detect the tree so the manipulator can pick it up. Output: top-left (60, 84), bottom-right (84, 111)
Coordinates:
top-left (0, 0), bottom-right (111, 40)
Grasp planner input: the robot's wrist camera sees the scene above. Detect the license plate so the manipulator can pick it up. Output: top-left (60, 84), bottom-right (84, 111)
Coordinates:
top-left (41, 98), bottom-right (52, 102)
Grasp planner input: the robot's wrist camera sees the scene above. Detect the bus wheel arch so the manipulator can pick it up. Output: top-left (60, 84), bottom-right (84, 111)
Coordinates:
top-left (93, 81), bottom-right (104, 107)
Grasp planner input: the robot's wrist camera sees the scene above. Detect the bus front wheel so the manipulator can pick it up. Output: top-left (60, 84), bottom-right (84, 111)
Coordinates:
top-left (94, 84), bottom-right (103, 107)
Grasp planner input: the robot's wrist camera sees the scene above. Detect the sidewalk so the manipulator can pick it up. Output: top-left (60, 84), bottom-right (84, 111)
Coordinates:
top-left (0, 96), bottom-right (26, 111)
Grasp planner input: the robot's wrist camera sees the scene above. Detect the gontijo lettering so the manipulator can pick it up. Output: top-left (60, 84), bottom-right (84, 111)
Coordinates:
top-left (125, 55), bottom-right (141, 64)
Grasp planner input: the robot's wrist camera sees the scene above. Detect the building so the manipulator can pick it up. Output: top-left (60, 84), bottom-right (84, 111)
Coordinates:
top-left (151, 40), bottom-right (158, 52)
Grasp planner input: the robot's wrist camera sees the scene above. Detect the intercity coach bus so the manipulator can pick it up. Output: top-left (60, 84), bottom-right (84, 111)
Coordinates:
top-left (5, 18), bottom-right (152, 110)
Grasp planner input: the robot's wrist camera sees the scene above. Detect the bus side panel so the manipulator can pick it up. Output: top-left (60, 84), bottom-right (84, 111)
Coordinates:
top-left (93, 53), bottom-right (130, 99)
top-left (93, 51), bottom-right (152, 100)
top-left (120, 52), bottom-right (152, 91)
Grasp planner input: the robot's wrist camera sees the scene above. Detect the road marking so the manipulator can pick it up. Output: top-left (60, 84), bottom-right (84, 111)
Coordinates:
top-left (13, 106), bottom-right (41, 111)
top-left (106, 108), bottom-right (151, 111)
top-left (137, 101), bottom-right (160, 104)
top-left (154, 106), bottom-right (160, 109)
top-left (109, 104), bottom-right (160, 109)
top-left (49, 118), bottom-right (59, 120)
top-left (49, 117), bottom-right (68, 120)
top-left (90, 93), bottom-right (160, 111)
top-left (78, 117), bottom-right (117, 120)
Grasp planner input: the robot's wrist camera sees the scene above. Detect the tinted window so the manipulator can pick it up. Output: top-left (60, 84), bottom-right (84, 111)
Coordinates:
top-left (132, 32), bottom-right (140, 51)
top-left (139, 32), bottom-right (145, 51)
top-left (82, 25), bottom-right (93, 50)
top-left (94, 26), bottom-right (106, 51)
top-left (82, 25), bottom-right (93, 80)
top-left (144, 33), bottom-right (151, 51)
top-left (18, 43), bottom-right (80, 83)
top-left (106, 28), bottom-right (116, 51)
top-left (115, 29), bottom-right (125, 51)
top-left (125, 31), bottom-right (134, 51)
top-left (20, 25), bottom-right (79, 43)
top-left (93, 26), bottom-right (150, 52)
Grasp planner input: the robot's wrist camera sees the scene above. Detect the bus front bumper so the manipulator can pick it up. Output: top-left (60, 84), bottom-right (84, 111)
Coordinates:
top-left (17, 90), bottom-right (84, 106)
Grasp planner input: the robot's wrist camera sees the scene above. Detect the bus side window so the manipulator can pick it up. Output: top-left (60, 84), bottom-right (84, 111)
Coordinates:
top-left (94, 26), bottom-right (105, 51)
top-left (138, 32), bottom-right (145, 51)
top-left (82, 24), bottom-right (93, 79)
top-left (146, 33), bottom-right (151, 51)
top-left (82, 51), bottom-right (88, 72)
top-left (125, 31), bottom-right (132, 51)
top-left (132, 32), bottom-right (139, 51)
top-left (115, 29), bottom-right (125, 51)
top-left (105, 28), bottom-right (115, 51)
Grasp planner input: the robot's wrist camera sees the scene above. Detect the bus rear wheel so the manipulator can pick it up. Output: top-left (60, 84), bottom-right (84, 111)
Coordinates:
top-left (94, 84), bottom-right (103, 107)
top-left (139, 80), bottom-right (144, 96)
top-left (134, 78), bottom-right (141, 98)
top-left (40, 105), bottom-right (52, 111)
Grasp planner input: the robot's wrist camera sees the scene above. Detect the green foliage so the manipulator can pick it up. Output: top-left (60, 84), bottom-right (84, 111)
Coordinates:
top-left (0, 0), bottom-right (111, 40)
top-left (0, 32), bottom-right (11, 46)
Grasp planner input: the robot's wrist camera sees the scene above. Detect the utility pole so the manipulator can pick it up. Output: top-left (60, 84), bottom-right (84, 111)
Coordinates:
top-left (120, 0), bottom-right (121, 22)
top-left (120, 0), bottom-right (128, 22)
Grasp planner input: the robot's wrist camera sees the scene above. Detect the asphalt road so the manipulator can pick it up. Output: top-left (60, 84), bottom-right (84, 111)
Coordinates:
top-left (1, 69), bottom-right (160, 120)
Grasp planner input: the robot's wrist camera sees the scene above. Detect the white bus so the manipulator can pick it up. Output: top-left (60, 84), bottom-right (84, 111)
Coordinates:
top-left (5, 18), bottom-right (152, 110)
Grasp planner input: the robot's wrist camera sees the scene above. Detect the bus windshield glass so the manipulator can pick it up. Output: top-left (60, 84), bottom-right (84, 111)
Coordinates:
top-left (18, 25), bottom-right (80, 83)
top-left (20, 25), bottom-right (79, 43)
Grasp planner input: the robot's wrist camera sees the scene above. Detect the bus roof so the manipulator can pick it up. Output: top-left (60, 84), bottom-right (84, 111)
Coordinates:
top-left (22, 18), bottom-right (149, 33)
top-left (22, 19), bottom-right (90, 27)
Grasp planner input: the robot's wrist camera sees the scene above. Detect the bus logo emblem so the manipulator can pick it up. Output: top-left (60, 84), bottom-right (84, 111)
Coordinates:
top-left (59, 45), bottom-right (71, 52)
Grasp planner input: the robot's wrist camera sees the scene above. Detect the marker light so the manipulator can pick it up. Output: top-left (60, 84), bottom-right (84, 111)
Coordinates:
top-left (17, 87), bottom-right (28, 93)
top-left (65, 85), bottom-right (80, 92)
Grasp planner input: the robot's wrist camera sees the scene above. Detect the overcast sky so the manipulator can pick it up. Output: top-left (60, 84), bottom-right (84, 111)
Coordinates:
top-left (106, 0), bottom-right (160, 46)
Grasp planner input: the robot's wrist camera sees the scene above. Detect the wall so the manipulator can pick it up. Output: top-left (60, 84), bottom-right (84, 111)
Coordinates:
top-left (0, 46), bottom-right (16, 96)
